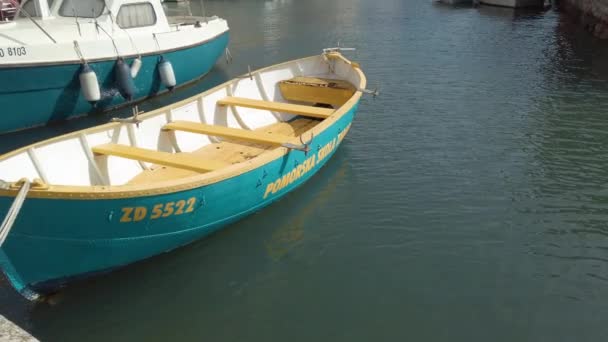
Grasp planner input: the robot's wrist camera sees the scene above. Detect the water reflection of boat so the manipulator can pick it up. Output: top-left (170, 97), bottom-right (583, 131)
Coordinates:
top-left (479, 0), bottom-right (544, 8)
top-left (0, 0), bottom-right (229, 134)
top-left (0, 50), bottom-right (367, 300)
top-left (265, 151), bottom-right (350, 261)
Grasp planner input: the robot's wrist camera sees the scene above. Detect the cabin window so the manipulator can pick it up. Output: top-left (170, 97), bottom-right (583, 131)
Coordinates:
top-left (21, 1), bottom-right (36, 16)
top-left (59, 0), bottom-right (105, 18)
top-left (117, 3), bottom-right (157, 29)
top-left (17, 0), bottom-right (55, 18)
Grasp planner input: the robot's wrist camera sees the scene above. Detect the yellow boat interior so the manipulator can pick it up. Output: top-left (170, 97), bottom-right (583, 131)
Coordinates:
top-left (0, 53), bottom-right (365, 195)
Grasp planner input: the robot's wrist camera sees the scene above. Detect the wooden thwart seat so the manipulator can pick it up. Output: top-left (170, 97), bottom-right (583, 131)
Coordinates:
top-left (218, 96), bottom-right (334, 119)
top-left (92, 144), bottom-right (226, 173)
top-left (164, 121), bottom-right (293, 146)
top-left (279, 77), bottom-right (357, 107)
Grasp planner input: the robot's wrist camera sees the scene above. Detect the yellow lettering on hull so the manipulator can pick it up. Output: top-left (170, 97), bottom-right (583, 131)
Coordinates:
top-left (262, 125), bottom-right (352, 199)
top-left (317, 138), bottom-right (338, 163)
top-left (119, 197), bottom-right (198, 223)
top-left (263, 154), bottom-right (318, 199)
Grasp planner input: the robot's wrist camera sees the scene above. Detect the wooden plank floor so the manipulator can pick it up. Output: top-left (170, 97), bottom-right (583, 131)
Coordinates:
top-left (127, 118), bottom-right (319, 185)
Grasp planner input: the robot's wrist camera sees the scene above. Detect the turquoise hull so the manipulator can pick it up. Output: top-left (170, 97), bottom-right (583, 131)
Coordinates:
top-left (0, 32), bottom-right (229, 134)
top-left (0, 102), bottom-right (358, 296)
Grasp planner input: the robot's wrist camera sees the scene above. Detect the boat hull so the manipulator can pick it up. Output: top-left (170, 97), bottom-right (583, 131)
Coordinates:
top-left (0, 32), bottom-right (229, 134)
top-left (0, 101), bottom-right (358, 294)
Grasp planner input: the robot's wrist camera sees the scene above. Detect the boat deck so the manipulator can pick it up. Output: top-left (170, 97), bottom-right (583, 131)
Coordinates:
top-left (127, 118), bottom-right (319, 185)
top-left (166, 16), bottom-right (218, 27)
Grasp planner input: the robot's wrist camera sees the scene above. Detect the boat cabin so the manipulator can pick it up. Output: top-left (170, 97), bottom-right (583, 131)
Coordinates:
top-left (3, 0), bottom-right (169, 26)
top-left (0, 0), bottom-right (226, 61)
top-left (1, 0), bottom-right (210, 30)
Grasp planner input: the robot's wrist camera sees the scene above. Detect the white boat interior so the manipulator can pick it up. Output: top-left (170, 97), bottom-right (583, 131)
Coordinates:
top-left (0, 53), bottom-right (363, 189)
top-left (0, 0), bottom-right (228, 64)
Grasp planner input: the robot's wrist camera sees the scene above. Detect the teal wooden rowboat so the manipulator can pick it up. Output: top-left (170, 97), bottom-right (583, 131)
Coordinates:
top-left (0, 51), bottom-right (367, 300)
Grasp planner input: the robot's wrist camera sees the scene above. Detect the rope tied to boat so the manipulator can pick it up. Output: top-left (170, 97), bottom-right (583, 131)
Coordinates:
top-left (0, 179), bottom-right (30, 248)
top-left (73, 40), bottom-right (85, 64)
top-left (95, 21), bottom-right (120, 57)
top-left (112, 105), bottom-right (142, 127)
top-left (225, 48), bottom-right (233, 64)
top-left (153, 33), bottom-right (162, 52)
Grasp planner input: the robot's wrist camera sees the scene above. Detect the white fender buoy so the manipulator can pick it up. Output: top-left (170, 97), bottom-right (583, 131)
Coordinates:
top-left (130, 57), bottom-right (142, 78)
top-left (158, 56), bottom-right (176, 90)
top-left (79, 63), bottom-right (101, 105)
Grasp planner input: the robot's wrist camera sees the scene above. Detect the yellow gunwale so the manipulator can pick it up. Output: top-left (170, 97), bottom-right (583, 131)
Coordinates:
top-left (0, 53), bottom-right (366, 199)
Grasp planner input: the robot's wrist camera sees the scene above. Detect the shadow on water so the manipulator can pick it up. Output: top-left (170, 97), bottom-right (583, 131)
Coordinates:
top-left (430, 1), bottom-right (476, 11)
top-left (550, 14), bottom-right (608, 79)
top-left (26, 146), bottom-right (353, 341)
top-left (476, 4), bottom-right (550, 20)
top-left (0, 274), bottom-right (34, 335)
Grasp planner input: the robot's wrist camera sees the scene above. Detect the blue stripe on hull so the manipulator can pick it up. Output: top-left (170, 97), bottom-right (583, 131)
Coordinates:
top-left (0, 102), bottom-right (359, 294)
top-left (0, 32), bottom-right (229, 134)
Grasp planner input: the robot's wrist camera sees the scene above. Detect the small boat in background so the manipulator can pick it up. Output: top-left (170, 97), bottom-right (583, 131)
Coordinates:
top-left (0, 0), bottom-right (18, 21)
top-left (0, 50), bottom-right (368, 299)
top-left (0, 0), bottom-right (229, 134)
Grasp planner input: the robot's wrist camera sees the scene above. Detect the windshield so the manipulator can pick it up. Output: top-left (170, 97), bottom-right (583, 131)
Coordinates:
top-left (59, 0), bottom-right (105, 18)
top-left (17, 0), bottom-right (55, 18)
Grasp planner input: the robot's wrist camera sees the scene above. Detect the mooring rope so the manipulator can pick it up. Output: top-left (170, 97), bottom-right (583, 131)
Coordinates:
top-left (73, 40), bottom-right (85, 64)
top-left (0, 180), bottom-right (30, 247)
top-left (225, 47), bottom-right (233, 64)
